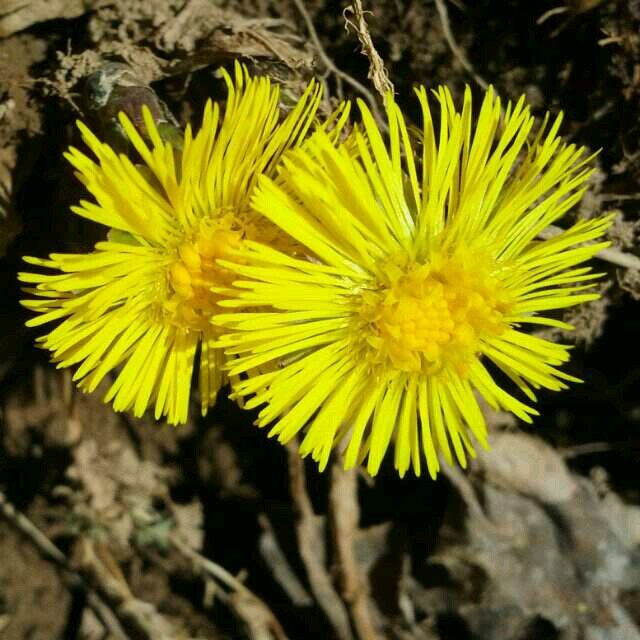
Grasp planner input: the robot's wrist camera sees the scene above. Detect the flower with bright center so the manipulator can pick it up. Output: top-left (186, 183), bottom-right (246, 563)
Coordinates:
top-left (362, 248), bottom-right (514, 375)
top-left (215, 86), bottom-right (612, 478)
top-left (165, 226), bottom-right (243, 332)
top-left (19, 63), bottom-right (347, 424)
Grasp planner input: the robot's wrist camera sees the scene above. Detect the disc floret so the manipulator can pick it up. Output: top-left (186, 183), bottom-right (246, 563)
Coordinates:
top-left (362, 246), bottom-right (514, 376)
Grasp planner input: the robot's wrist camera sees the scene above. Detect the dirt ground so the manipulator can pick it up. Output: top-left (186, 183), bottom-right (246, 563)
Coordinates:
top-left (1, 1), bottom-right (640, 639)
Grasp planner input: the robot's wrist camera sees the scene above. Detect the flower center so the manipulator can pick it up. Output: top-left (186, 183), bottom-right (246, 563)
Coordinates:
top-left (164, 226), bottom-right (242, 332)
top-left (362, 250), bottom-right (513, 375)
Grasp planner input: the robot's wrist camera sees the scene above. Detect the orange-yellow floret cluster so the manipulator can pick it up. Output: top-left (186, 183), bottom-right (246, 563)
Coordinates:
top-left (363, 248), bottom-right (514, 375)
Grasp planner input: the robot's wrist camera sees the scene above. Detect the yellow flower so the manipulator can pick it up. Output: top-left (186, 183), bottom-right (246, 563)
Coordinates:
top-left (19, 63), bottom-right (336, 425)
top-left (215, 87), bottom-right (613, 478)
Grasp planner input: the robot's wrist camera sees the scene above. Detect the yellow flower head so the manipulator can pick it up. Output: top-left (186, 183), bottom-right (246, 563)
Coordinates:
top-left (215, 87), bottom-right (613, 478)
top-left (19, 62), bottom-right (328, 425)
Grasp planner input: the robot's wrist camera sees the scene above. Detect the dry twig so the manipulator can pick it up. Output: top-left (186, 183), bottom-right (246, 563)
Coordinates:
top-left (540, 224), bottom-right (640, 270)
top-left (344, 0), bottom-right (394, 99)
top-left (286, 443), bottom-right (354, 640)
top-left (329, 465), bottom-right (382, 640)
top-left (75, 539), bottom-right (180, 640)
top-left (434, 0), bottom-right (488, 89)
top-left (592, 245), bottom-right (640, 270)
top-left (290, 0), bottom-right (386, 127)
top-left (258, 513), bottom-right (314, 607)
top-left (0, 490), bottom-right (128, 639)
top-left (537, 6), bottom-right (570, 25)
top-left (600, 192), bottom-right (640, 202)
top-left (561, 440), bottom-right (640, 458)
top-left (440, 465), bottom-right (504, 536)
top-left (170, 535), bottom-right (288, 640)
